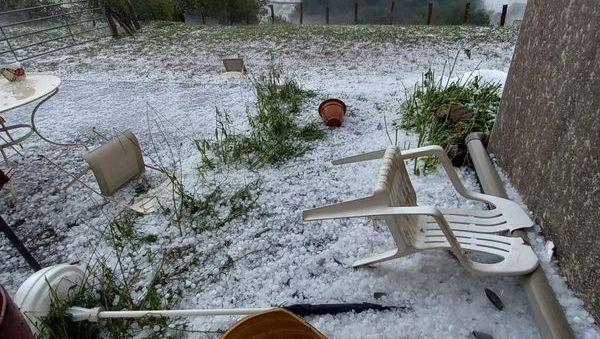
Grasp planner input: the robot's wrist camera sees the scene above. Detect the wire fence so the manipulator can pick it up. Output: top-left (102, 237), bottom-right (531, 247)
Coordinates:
top-left (0, 0), bottom-right (109, 63)
top-left (267, 1), bottom-right (515, 27)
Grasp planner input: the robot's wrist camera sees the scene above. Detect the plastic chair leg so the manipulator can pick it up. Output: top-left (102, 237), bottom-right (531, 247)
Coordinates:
top-left (352, 249), bottom-right (402, 267)
top-left (332, 149), bottom-right (386, 165)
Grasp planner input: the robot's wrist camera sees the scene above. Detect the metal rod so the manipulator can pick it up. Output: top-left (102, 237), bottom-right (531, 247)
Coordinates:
top-left (66, 306), bottom-right (276, 322)
top-left (3, 17), bottom-right (102, 41)
top-left (100, 308), bottom-right (274, 320)
top-left (30, 88), bottom-right (89, 150)
top-left (0, 8), bottom-right (100, 28)
top-left (9, 34), bottom-right (73, 52)
top-left (0, 26), bottom-right (18, 60)
top-left (0, 0), bottom-right (88, 17)
top-left (64, 17), bottom-right (77, 43)
top-left (16, 30), bottom-right (108, 62)
top-left (0, 215), bottom-right (41, 271)
top-left (465, 132), bottom-right (574, 339)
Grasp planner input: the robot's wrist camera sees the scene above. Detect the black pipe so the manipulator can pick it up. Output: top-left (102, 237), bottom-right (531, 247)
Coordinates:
top-left (0, 215), bottom-right (41, 271)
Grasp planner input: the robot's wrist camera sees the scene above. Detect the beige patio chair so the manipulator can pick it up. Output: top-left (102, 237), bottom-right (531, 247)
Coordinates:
top-left (303, 145), bottom-right (539, 276)
top-left (223, 57), bottom-right (247, 76)
top-left (45, 131), bottom-right (171, 214)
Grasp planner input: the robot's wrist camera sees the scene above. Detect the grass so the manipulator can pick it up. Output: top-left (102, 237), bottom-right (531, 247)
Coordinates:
top-left (397, 55), bottom-right (501, 174)
top-left (37, 252), bottom-right (183, 338)
top-left (163, 173), bottom-right (261, 233)
top-left (197, 66), bottom-right (326, 170)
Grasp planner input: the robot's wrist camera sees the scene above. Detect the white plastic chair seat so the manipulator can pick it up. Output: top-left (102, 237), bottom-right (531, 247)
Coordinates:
top-left (303, 145), bottom-right (539, 276)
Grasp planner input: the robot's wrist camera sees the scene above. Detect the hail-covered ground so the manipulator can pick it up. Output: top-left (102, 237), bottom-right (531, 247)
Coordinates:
top-left (0, 23), bottom-right (598, 338)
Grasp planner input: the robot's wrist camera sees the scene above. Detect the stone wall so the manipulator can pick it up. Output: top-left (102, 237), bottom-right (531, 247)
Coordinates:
top-left (489, 0), bottom-right (600, 321)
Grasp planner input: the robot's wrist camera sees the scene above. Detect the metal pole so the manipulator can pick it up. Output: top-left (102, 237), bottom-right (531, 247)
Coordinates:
top-left (500, 4), bottom-right (508, 26)
top-left (0, 216), bottom-right (41, 271)
top-left (326, 6), bottom-right (329, 25)
top-left (389, 2), bottom-right (395, 25)
top-left (269, 4), bottom-right (275, 24)
top-left (67, 306), bottom-right (276, 322)
top-left (63, 17), bottom-right (76, 43)
top-left (465, 133), bottom-right (575, 339)
top-left (354, 3), bottom-right (358, 24)
top-left (427, 2), bottom-right (433, 25)
top-left (0, 26), bottom-right (19, 61)
top-left (300, 1), bottom-right (303, 24)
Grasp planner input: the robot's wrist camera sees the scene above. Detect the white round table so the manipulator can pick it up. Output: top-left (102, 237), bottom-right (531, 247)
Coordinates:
top-left (0, 74), bottom-right (64, 162)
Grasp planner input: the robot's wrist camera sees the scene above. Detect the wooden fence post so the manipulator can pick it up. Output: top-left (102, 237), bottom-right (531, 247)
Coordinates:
top-left (389, 2), bottom-right (395, 25)
top-left (354, 3), bottom-right (358, 24)
top-left (463, 2), bottom-right (470, 24)
top-left (326, 6), bottom-right (329, 25)
top-left (300, 2), bottom-right (303, 24)
top-left (427, 2), bottom-right (433, 25)
top-left (500, 4), bottom-right (508, 26)
top-left (269, 4), bottom-right (275, 24)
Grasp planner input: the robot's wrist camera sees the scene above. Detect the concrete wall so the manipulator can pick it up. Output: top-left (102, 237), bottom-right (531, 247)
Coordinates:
top-left (489, 0), bottom-right (600, 321)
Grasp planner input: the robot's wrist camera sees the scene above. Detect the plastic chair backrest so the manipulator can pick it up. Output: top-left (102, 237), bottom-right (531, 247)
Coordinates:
top-left (223, 58), bottom-right (245, 73)
top-left (83, 131), bottom-right (145, 197)
top-left (373, 147), bottom-right (419, 247)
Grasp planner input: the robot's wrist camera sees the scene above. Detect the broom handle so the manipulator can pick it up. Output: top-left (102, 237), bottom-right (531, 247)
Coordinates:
top-left (68, 306), bottom-right (276, 322)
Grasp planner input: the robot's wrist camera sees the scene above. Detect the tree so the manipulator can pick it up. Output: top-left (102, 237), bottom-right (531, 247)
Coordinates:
top-left (179, 0), bottom-right (267, 24)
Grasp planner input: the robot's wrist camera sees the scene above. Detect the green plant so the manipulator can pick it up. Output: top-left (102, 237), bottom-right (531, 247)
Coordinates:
top-left (197, 66), bottom-right (326, 170)
top-left (37, 253), bottom-right (185, 339)
top-left (398, 62), bottom-right (501, 174)
top-left (106, 211), bottom-right (157, 250)
top-left (162, 172), bottom-right (261, 233)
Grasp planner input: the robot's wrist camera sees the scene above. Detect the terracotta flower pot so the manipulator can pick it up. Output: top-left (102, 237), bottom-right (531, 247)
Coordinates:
top-left (0, 284), bottom-right (34, 339)
top-left (318, 99), bottom-right (346, 127)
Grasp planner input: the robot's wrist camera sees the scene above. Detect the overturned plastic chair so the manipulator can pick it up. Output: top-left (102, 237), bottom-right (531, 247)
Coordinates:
top-left (223, 57), bottom-right (247, 77)
top-left (303, 145), bottom-right (539, 276)
top-left (45, 131), bottom-right (171, 214)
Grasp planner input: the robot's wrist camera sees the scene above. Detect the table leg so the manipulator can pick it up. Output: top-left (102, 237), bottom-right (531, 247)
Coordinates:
top-left (0, 116), bottom-right (24, 150)
top-left (0, 215), bottom-right (41, 271)
top-left (30, 88), bottom-right (88, 151)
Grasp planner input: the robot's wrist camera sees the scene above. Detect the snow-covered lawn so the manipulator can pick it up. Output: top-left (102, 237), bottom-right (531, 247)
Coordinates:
top-left (1, 23), bottom-right (598, 338)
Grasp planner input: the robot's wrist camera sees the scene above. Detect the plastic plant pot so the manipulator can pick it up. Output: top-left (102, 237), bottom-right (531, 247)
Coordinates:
top-left (14, 264), bottom-right (85, 336)
top-left (0, 284), bottom-right (34, 339)
top-left (223, 308), bottom-right (327, 339)
top-left (318, 99), bottom-right (346, 127)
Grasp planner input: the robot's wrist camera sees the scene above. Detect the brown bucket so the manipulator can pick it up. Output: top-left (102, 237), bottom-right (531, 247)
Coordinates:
top-left (222, 308), bottom-right (327, 339)
top-left (318, 99), bottom-right (346, 127)
top-left (0, 284), bottom-right (34, 339)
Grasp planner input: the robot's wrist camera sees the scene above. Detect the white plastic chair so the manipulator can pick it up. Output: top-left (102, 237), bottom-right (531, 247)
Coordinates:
top-left (303, 145), bottom-right (539, 276)
top-left (44, 131), bottom-right (172, 214)
top-left (223, 57), bottom-right (246, 77)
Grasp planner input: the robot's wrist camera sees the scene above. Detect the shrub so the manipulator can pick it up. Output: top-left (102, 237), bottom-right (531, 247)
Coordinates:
top-left (397, 66), bottom-right (501, 174)
top-left (197, 66), bottom-right (326, 170)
